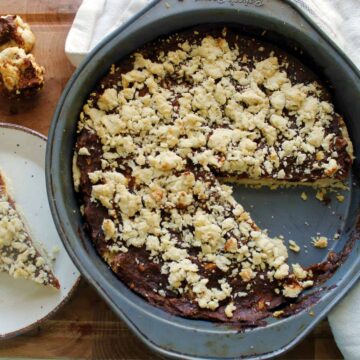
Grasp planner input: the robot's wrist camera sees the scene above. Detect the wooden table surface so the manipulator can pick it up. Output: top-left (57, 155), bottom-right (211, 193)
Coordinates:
top-left (0, 1), bottom-right (345, 359)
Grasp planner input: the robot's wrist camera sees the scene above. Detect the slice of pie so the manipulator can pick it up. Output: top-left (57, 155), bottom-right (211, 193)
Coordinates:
top-left (0, 171), bottom-right (60, 289)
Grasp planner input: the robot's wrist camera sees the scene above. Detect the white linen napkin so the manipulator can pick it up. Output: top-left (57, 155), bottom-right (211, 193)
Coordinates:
top-left (65, 1), bottom-right (360, 358)
top-left (293, 3), bottom-right (360, 360)
top-left (65, 0), bottom-right (152, 67)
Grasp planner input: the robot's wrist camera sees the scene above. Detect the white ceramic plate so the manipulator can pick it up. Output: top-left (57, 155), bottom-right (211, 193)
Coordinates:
top-left (0, 123), bottom-right (80, 338)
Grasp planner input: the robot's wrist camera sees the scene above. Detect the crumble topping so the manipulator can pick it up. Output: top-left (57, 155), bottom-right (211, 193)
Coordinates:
top-left (78, 33), bottom-right (351, 183)
top-left (78, 147), bottom-right (91, 156)
top-left (289, 240), bottom-right (301, 253)
top-left (225, 302), bottom-right (237, 318)
top-left (74, 29), bottom-right (353, 316)
top-left (312, 236), bottom-right (328, 249)
top-left (0, 47), bottom-right (44, 96)
top-left (315, 189), bottom-right (327, 202)
top-left (0, 190), bottom-right (59, 288)
top-left (292, 263), bottom-right (308, 279)
top-left (0, 15), bottom-right (35, 53)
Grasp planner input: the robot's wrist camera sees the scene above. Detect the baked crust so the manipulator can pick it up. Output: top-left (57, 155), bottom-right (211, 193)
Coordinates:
top-left (73, 27), bottom-right (353, 323)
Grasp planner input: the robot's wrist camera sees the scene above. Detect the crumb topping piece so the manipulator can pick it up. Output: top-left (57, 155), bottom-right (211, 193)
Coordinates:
top-left (289, 240), bottom-right (301, 253)
top-left (312, 236), bottom-right (328, 249)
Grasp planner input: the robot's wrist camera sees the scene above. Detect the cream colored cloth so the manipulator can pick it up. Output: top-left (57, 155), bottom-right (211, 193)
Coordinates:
top-left (329, 285), bottom-right (360, 360)
top-left (292, 2), bottom-right (360, 359)
top-left (65, 1), bottom-right (360, 358)
top-left (65, 0), bottom-right (151, 67)
top-left (293, 0), bottom-right (360, 67)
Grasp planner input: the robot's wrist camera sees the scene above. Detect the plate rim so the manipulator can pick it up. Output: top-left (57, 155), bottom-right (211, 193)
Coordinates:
top-left (0, 121), bottom-right (81, 340)
top-left (0, 122), bottom-right (47, 141)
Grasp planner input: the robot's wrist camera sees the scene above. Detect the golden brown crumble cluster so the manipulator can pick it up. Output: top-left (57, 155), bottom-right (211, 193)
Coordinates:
top-left (0, 15), bottom-right (44, 97)
top-left (0, 15), bottom-right (35, 53)
top-left (74, 30), bottom-right (353, 315)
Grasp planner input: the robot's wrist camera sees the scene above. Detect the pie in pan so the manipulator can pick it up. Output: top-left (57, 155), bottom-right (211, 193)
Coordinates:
top-left (73, 27), bottom-right (353, 324)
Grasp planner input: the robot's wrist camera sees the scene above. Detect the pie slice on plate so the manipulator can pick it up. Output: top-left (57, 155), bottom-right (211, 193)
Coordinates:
top-left (0, 170), bottom-right (60, 289)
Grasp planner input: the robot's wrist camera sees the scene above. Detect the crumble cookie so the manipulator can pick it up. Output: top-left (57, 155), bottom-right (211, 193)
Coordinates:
top-left (0, 171), bottom-right (59, 289)
top-left (73, 27), bottom-right (353, 323)
top-left (0, 47), bottom-right (44, 97)
top-left (0, 15), bottom-right (35, 53)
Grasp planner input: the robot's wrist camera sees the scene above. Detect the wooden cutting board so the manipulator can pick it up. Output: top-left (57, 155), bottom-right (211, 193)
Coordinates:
top-left (0, 1), bottom-right (345, 359)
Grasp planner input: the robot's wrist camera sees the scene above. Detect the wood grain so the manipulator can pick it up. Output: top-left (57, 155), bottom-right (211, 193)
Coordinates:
top-left (0, 1), bottom-right (345, 359)
top-left (0, 0), bottom-right (82, 136)
top-left (0, 280), bottom-right (343, 360)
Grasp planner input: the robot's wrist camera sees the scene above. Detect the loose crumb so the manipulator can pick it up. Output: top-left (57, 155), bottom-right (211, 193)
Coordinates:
top-left (312, 236), bottom-right (328, 249)
top-left (51, 246), bottom-right (60, 261)
top-left (273, 310), bottom-right (284, 317)
top-left (289, 240), bottom-right (301, 253)
top-left (316, 189), bottom-right (326, 202)
top-left (224, 302), bottom-right (236, 318)
top-left (300, 192), bottom-right (308, 201)
top-left (336, 194), bottom-right (345, 203)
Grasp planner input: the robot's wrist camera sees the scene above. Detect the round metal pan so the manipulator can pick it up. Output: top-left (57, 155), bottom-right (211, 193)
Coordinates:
top-left (46, 0), bottom-right (360, 358)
